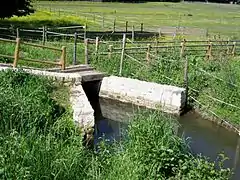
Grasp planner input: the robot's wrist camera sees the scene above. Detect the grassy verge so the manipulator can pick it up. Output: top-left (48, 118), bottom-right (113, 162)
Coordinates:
top-left (0, 70), bottom-right (232, 179)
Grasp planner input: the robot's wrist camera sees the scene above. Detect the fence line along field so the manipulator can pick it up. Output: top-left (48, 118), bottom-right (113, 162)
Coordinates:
top-left (35, 1), bottom-right (240, 38)
top-left (0, 37), bottom-right (66, 69)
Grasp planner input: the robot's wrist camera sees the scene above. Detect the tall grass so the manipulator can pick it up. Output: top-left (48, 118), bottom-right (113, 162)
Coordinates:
top-left (90, 47), bottom-right (240, 127)
top-left (0, 70), bottom-right (232, 179)
top-left (92, 111), bottom-right (232, 179)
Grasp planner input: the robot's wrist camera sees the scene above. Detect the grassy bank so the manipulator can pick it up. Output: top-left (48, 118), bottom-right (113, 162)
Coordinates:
top-left (35, 1), bottom-right (240, 38)
top-left (89, 46), bottom-right (240, 129)
top-left (0, 70), bottom-right (232, 179)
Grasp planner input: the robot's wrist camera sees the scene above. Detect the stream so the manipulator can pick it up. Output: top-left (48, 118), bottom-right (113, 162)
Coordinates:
top-left (92, 97), bottom-right (240, 180)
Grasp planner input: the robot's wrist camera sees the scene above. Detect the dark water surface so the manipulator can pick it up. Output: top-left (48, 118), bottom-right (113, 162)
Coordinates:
top-left (93, 98), bottom-right (240, 180)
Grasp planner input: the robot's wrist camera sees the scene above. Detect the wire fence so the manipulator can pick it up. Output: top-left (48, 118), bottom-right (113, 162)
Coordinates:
top-left (0, 29), bottom-right (239, 133)
top-left (0, 37), bottom-right (66, 70)
top-left (38, 6), bottom-right (208, 37)
top-left (84, 34), bottom-right (240, 134)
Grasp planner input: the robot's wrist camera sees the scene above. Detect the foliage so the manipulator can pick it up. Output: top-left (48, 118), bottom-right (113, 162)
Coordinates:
top-left (90, 44), bottom-right (240, 127)
top-left (0, 0), bottom-right (34, 19)
top-left (0, 70), bottom-right (232, 179)
top-left (0, 10), bottom-right (88, 28)
top-left (92, 111), bottom-right (232, 180)
top-left (0, 70), bottom-right (65, 135)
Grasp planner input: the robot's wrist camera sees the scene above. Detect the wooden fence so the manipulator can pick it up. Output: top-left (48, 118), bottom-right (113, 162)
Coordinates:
top-left (84, 35), bottom-right (240, 67)
top-left (43, 7), bottom-right (207, 37)
top-left (0, 25), bottom-right (86, 45)
top-left (0, 38), bottom-right (66, 70)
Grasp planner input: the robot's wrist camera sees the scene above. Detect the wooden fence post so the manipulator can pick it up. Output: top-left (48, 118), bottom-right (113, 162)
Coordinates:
top-left (95, 36), bottom-right (99, 55)
top-left (180, 39), bottom-right (186, 58)
top-left (61, 46), bottom-right (66, 70)
top-left (231, 42), bottom-right (236, 56)
top-left (131, 25), bottom-right (135, 42)
top-left (206, 40), bottom-right (212, 60)
top-left (159, 28), bottom-right (162, 38)
top-left (119, 34), bottom-right (126, 76)
top-left (84, 24), bottom-right (87, 40)
top-left (84, 38), bottom-right (89, 64)
top-left (155, 37), bottom-right (158, 55)
top-left (233, 138), bottom-right (240, 171)
top-left (16, 28), bottom-right (19, 38)
top-left (45, 26), bottom-right (48, 44)
top-left (108, 45), bottom-right (113, 59)
top-left (140, 23), bottom-right (143, 32)
top-left (13, 38), bottom-right (21, 68)
top-left (125, 21), bottom-right (128, 32)
top-left (146, 44), bottom-right (151, 63)
top-left (226, 38), bottom-right (230, 54)
top-left (183, 56), bottom-right (189, 108)
top-left (42, 26), bottom-right (46, 45)
top-left (113, 18), bottom-right (116, 33)
top-left (73, 32), bottom-right (77, 65)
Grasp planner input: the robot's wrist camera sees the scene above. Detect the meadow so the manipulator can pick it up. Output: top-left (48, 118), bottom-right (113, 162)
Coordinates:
top-left (35, 1), bottom-right (240, 38)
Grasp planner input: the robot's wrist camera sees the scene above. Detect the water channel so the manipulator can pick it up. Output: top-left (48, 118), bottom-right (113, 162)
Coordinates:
top-left (82, 81), bottom-right (240, 180)
top-left (93, 97), bottom-right (240, 180)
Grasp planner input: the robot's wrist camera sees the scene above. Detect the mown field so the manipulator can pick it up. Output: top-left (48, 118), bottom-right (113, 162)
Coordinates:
top-left (35, 1), bottom-right (240, 38)
top-left (0, 70), bottom-right (232, 179)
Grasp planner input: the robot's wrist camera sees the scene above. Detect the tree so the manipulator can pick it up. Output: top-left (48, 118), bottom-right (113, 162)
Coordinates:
top-left (0, 0), bottom-right (34, 19)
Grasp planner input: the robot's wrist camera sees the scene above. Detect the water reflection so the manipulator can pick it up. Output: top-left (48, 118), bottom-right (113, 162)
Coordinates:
top-left (94, 97), bottom-right (240, 180)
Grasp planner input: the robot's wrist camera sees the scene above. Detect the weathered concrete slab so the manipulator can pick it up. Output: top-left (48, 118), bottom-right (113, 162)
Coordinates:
top-left (47, 65), bottom-right (105, 82)
top-left (70, 84), bottom-right (94, 130)
top-left (0, 65), bottom-right (82, 83)
top-left (99, 76), bottom-right (186, 115)
top-left (0, 64), bottom-right (105, 83)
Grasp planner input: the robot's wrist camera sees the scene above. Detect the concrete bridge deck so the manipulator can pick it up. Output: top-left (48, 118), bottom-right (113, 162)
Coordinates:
top-left (0, 63), bottom-right (105, 83)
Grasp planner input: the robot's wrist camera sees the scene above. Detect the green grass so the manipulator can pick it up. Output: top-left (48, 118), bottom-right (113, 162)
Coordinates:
top-left (0, 70), bottom-right (232, 179)
top-left (0, 40), bottom-right (85, 68)
top-left (0, 10), bottom-right (89, 28)
top-left (35, 1), bottom-right (240, 38)
top-left (89, 43), bottom-right (240, 128)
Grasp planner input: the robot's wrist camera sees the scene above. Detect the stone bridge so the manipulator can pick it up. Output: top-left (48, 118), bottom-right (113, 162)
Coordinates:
top-left (0, 64), bottom-right (186, 132)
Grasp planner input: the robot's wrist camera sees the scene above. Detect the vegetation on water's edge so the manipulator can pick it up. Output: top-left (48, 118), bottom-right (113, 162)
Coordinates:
top-left (1, 36), bottom-right (240, 129)
top-left (0, 70), bottom-right (232, 179)
top-left (90, 48), bottom-right (240, 128)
